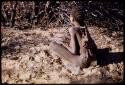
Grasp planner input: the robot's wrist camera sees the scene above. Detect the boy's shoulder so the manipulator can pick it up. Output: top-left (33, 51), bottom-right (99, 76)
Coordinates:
top-left (69, 26), bottom-right (82, 30)
top-left (68, 26), bottom-right (86, 34)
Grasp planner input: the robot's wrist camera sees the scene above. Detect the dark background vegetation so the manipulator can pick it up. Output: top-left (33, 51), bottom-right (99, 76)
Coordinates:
top-left (1, 0), bottom-right (124, 36)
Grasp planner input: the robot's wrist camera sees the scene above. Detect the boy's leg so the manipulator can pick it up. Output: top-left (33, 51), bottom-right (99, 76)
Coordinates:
top-left (50, 41), bottom-right (79, 64)
top-left (50, 41), bottom-right (81, 74)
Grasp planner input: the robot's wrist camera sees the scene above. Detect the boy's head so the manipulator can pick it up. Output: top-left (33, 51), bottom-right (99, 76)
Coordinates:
top-left (70, 5), bottom-right (85, 26)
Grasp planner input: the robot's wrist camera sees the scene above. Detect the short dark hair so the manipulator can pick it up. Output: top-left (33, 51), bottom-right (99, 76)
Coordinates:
top-left (70, 5), bottom-right (85, 26)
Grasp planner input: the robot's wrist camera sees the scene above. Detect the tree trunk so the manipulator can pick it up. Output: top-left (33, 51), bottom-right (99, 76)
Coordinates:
top-left (11, 1), bottom-right (17, 27)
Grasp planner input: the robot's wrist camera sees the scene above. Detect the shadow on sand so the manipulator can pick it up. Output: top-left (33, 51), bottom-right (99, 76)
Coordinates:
top-left (70, 48), bottom-right (123, 84)
top-left (96, 48), bottom-right (123, 66)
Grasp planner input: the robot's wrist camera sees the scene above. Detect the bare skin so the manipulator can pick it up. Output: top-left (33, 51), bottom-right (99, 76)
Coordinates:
top-left (50, 15), bottom-right (97, 74)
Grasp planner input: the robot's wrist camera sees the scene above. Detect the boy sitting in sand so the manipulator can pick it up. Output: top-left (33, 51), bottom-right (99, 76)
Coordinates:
top-left (50, 5), bottom-right (97, 75)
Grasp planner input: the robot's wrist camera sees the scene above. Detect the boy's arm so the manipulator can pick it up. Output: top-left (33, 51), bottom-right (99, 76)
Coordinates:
top-left (63, 27), bottom-right (79, 54)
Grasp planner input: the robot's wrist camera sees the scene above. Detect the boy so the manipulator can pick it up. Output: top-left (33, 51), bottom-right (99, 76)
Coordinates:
top-left (50, 5), bottom-right (97, 75)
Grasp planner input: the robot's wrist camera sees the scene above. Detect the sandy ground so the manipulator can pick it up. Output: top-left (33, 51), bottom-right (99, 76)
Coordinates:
top-left (1, 26), bottom-right (123, 84)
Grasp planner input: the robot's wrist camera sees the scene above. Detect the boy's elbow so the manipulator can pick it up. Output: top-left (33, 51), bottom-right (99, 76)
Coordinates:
top-left (71, 48), bottom-right (78, 55)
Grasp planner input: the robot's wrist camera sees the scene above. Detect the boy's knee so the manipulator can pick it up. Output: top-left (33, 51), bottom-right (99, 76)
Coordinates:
top-left (50, 41), bottom-right (59, 51)
top-left (50, 41), bottom-right (56, 48)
